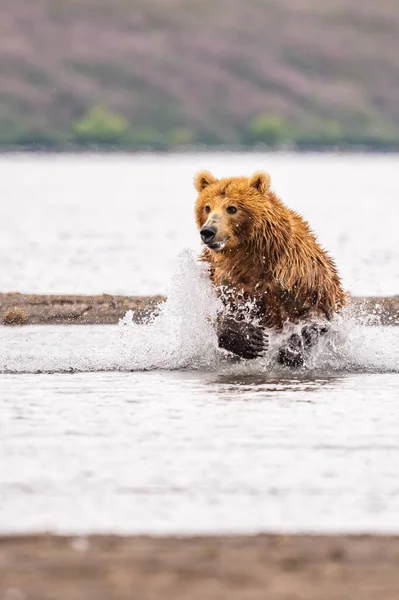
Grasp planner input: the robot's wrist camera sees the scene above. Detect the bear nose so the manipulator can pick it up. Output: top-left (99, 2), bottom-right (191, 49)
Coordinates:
top-left (200, 226), bottom-right (217, 244)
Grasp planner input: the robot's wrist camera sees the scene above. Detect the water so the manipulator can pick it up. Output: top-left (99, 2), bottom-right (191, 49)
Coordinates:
top-left (0, 152), bottom-right (399, 535)
top-left (2, 367), bottom-right (399, 535)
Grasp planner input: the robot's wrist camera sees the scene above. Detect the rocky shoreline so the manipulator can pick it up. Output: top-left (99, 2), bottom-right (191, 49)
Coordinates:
top-left (0, 293), bottom-right (398, 326)
top-left (1, 533), bottom-right (399, 599)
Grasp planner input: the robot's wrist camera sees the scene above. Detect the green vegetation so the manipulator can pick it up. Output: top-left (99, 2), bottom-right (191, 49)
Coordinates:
top-left (71, 106), bottom-right (130, 145)
top-left (2, 105), bottom-right (399, 151)
top-left (0, 0), bottom-right (399, 150)
top-left (243, 115), bottom-right (295, 147)
top-left (2, 108), bottom-right (396, 151)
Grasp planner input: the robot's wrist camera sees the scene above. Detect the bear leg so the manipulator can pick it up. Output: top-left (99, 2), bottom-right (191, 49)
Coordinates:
top-left (217, 317), bottom-right (268, 359)
top-left (277, 324), bottom-right (329, 367)
top-left (301, 323), bottom-right (329, 349)
top-left (277, 333), bottom-right (304, 367)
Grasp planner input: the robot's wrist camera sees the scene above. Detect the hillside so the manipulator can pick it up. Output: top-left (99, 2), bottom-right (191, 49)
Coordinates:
top-left (0, 0), bottom-right (399, 149)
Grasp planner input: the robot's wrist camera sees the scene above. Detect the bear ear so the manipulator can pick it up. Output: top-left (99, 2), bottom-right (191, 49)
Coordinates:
top-left (194, 170), bottom-right (218, 192)
top-left (249, 171), bottom-right (271, 194)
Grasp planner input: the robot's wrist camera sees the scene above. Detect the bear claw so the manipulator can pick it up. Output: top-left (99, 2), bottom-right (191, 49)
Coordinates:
top-left (217, 318), bottom-right (267, 359)
top-left (277, 324), bottom-right (329, 367)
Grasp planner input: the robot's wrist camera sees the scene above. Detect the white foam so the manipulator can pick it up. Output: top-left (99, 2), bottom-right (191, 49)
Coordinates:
top-left (0, 250), bottom-right (398, 374)
top-left (118, 249), bottom-right (221, 370)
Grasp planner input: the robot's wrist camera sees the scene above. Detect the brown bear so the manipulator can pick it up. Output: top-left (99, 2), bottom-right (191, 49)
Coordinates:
top-left (194, 170), bottom-right (346, 365)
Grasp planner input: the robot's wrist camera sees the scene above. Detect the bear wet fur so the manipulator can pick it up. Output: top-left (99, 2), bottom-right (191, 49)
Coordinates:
top-left (194, 170), bottom-right (346, 365)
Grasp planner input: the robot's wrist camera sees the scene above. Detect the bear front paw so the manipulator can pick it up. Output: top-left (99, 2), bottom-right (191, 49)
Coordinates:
top-left (217, 318), bottom-right (268, 359)
top-left (277, 324), bottom-right (329, 367)
top-left (277, 333), bottom-right (304, 367)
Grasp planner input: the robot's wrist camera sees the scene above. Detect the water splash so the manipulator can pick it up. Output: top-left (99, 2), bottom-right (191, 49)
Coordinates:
top-left (118, 249), bottom-right (221, 370)
top-left (0, 250), bottom-right (398, 374)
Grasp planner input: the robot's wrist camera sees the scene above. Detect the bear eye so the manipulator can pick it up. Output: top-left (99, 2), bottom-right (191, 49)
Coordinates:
top-left (205, 205), bottom-right (211, 214)
top-left (226, 206), bottom-right (237, 214)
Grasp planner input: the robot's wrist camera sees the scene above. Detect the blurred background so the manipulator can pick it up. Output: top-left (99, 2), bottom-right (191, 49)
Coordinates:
top-left (1, 0), bottom-right (398, 152)
top-left (0, 0), bottom-right (398, 299)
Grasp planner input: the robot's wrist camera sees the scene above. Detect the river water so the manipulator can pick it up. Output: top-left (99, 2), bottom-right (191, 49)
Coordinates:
top-left (0, 152), bottom-right (398, 535)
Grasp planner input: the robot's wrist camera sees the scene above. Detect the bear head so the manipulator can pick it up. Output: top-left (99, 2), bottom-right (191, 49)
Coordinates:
top-left (194, 170), bottom-right (272, 252)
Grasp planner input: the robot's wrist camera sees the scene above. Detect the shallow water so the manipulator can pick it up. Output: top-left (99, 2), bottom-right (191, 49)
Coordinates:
top-left (2, 364), bottom-right (399, 535)
top-left (1, 152), bottom-right (399, 535)
top-left (1, 312), bottom-right (399, 534)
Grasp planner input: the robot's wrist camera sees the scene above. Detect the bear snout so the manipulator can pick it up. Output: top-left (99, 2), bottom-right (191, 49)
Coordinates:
top-left (200, 226), bottom-right (217, 244)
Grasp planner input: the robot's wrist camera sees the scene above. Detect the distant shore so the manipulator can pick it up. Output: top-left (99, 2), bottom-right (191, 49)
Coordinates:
top-left (1, 144), bottom-right (399, 154)
top-left (0, 293), bottom-right (398, 326)
top-left (1, 533), bottom-right (399, 599)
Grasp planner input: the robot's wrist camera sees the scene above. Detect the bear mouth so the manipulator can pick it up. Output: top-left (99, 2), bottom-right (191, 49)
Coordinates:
top-left (207, 237), bottom-right (230, 251)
